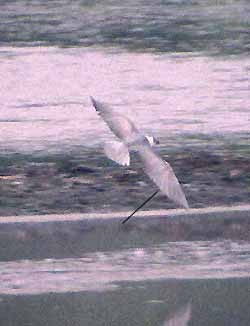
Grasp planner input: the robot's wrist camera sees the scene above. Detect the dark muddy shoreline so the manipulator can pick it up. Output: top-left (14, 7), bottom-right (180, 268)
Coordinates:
top-left (0, 134), bottom-right (249, 217)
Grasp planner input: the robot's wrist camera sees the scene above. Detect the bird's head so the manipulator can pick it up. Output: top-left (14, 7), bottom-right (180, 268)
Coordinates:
top-left (145, 135), bottom-right (160, 146)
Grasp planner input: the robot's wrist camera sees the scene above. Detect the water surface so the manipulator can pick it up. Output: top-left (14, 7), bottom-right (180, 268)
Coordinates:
top-left (1, 47), bottom-right (249, 153)
top-left (1, 240), bottom-right (250, 295)
top-left (1, 2), bottom-right (250, 324)
top-left (0, 0), bottom-right (249, 55)
top-left (1, 240), bottom-right (250, 325)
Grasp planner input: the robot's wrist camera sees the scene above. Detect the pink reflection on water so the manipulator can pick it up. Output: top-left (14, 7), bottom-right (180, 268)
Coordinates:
top-left (0, 47), bottom-right (249, 151)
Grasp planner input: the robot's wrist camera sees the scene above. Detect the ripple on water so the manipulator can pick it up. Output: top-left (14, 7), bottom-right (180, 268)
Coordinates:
top-left (0, 47), bottom-right (250, 153)
top-left (1, 240), bottom-right (250, 295)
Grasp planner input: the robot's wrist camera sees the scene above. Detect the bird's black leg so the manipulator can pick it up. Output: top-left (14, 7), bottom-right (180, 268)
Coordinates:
top-left (122, 190), bottom-right (159, 224)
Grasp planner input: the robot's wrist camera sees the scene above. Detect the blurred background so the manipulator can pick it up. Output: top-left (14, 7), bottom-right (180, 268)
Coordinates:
top-left (0, 1), bottom-right (250, 325)
top-left (0, 0), bottom-right (249, 216)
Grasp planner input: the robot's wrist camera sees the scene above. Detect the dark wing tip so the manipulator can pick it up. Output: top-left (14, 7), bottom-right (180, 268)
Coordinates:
top-left (90, 96), bottom-right (96, 106)
top-left (90, 96), bottom-right (101, 112)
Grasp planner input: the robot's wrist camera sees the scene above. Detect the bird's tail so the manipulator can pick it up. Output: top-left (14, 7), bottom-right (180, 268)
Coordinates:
top-left (104, 140), bottom-right (130, 166)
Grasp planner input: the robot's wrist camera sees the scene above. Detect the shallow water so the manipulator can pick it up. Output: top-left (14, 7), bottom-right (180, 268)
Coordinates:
top-left (0, 47), bottom-right (250, 153)
top-left (1, 240), bottom-right (250, 325)
top-left (1, 240), bottom-right (250, 295)
top-left (0, 278), bottom-right (249, 326)
top-left (0, 0), bottom-right (249, 55)
top-left (1, 2), bottom-right (250, 324)
top-left (0, 2), bottom-right (249, 152)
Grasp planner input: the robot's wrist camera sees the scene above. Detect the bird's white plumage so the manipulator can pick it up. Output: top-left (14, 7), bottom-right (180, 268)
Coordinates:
top-left (104, 140), bottom-right (130, 166)
top-left (90, 97), bottom-right (140, 144)
top-left (137, 144), bottom-right (189, 208)
top-left (163, 303), bottom-right (192, 326)
top-left (90, 97), bottom-right (189, 209)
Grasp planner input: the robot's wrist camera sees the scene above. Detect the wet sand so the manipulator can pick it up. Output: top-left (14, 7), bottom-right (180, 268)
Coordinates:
top-left (0, 134), bottom-right (249, 217)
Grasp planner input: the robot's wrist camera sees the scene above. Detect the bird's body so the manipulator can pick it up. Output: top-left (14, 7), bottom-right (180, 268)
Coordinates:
top-left (90, 97), bottom-right (189, 209)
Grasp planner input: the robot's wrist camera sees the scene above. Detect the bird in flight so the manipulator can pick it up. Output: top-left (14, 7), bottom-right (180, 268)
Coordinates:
top-left (90, 97), bottom-right (189, 223)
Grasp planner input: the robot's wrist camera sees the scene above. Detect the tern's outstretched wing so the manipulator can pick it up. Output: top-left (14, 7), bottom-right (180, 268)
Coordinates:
top-left (163, 303), bottom-right (191, 326)
top-left (104, 140), bottom-right (130, 166)
top-left (137, 145), bottom-right (189, 208)
top-left (90, 97), bottom-right (139, 143)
